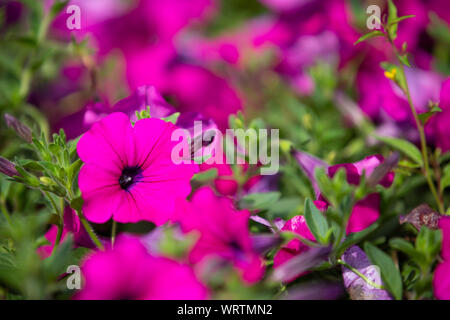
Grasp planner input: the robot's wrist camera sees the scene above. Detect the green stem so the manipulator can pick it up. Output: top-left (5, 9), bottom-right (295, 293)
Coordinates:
top-left (396, 58), bottom-right (444, 214)
top-left (44, 191), bottom-right (62, 219)
top-left (111, 220), bottom-right (117, 248)
top-left (0, 198), bottom-right (12, 226)
top-left (50, 223), bottom-right (63, 257)
top-left (78, 211), bottom-right (104, 251)
top-left (337, 259), bottom-right (386, 290)
top-left (386, 31), bottom-right (445, 214)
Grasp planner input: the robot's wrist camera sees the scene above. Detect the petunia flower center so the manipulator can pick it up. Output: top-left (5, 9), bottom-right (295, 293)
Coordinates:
top-left (119, 166), bottom-right (142, 190)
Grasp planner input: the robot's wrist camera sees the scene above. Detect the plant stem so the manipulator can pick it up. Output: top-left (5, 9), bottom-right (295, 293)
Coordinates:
top-left (78, 211), bottom-right (104, 251)
top-left (0, 198), bottom-right (12, 226)
top-left (386, 32), bottom-right (445, 214)
top-left (50, 223), bottom-right (63, 257)
top-left (395, 59), bottom-right (444, 214)
top-left (337, 259), bottom-right (386, 290)
top-left (111, 220), bottom-right (117, 248)
top-left (44, 191), bottom-right (62, 219)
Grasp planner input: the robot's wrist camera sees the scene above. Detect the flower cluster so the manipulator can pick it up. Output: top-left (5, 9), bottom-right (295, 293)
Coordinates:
top-left (0, 0), bottom-right (449, 301)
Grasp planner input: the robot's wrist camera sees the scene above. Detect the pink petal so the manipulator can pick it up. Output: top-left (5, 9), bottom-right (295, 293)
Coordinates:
top-left (433, 261), bottom-right (450, 300)
top-left (77, 112), bottom-right (135, 172)
top-left (346, 193), bottom-right (380, 234)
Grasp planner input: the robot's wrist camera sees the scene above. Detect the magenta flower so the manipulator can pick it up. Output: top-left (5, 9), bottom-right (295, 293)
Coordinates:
top-left (76, 235), bottom-right (208, 300)
top-left (294, 152), bottom-right (394, 233)
top-left (325, 155), bottom-right (394, 233)
top-left (77, 112), bottom-right (197, 224)
top-left (275, 154), bottom-right (395, 280)
top-left (433, 217), bottom-right (450, 300)
top-left (273, 201), bottom-right (326, 275)
top-left (51, 0), bottom-right (215, 57)
top-left (126, 48), bottom-right (243, 130)
top-left (177, 187), bottom-right (265, 283)
top-left (427, 78), bottom-right (450, 153)
top-left (37, 207), bottom-right (98, 259)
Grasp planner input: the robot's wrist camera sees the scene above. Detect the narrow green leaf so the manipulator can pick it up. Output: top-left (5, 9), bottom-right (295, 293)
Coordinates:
top-left (239, 192), bottom-right (281, 210)
top-left (418, 105), bottom-right (442, 125)
top-left (389, 238), bottom-right (422, 260)
top-left (441, 164), bottom-right (450, 192)
top-left (364, 242), bottom-right (403, 299)
top-left (304, 198), bottom-right (329, 244)
top-left (336, 222), bottom-right (378, 257)
top-left (191, 168), bottom-right (218, 183)
top-left (354, 30), bottom-right (385, 45)
top-left (387, 0), bottom-right (399, 40)
top-left (398, 54), bottom-right (411, 67)
top-left (388, 15), bottom-right (416, 26)
top-left (161, 112), bottom-right (180, 124)
top-left (375, 135), bottom-right (423, 166)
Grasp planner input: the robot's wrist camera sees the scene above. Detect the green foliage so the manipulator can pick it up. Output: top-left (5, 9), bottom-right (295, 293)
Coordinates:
top-left (375, 135), bottom-right (423, 166)
top-left (364, 242), bottom-right (403, 299)
top-left (304, 199), bottom-right (331, 245)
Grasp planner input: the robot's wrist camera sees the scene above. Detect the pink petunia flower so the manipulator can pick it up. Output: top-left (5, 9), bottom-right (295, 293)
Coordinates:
top-left (37, 207), bottom-right (98, 258)
top-left (273, 200), bottom-right (326, 274)
top-left (176, 187), bottom-right (265, 283)
top-left (76, 235), bottom-right (208, 300)
top-left (77, 112), bottom-right (197, 224)
top-left (433, 217), bottom-right (450, 299)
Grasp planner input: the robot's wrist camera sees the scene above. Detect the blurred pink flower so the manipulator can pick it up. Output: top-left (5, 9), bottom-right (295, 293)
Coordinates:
top-left (259, 0), bottom-right (311, 12)
top-left (294, 152), bottom-right (394, 222)
top-left (324, 155), bottom-right (394, 233)
top-left (357, 58), bottom-right (442, 124)
top-left (177, 187), bottom-right (265, 283)
top-left (76, 235), bottom-right (208, 300)
top-left (275, 154), bottom-right (395, 280)
top-left (126, 45), bottom-right (243, 130)
top-left (37, 207), bottom-right (98, 258)
top-left (433, 217), bottom-right (450, 299)
top-left (52, 0), bottom-right (215, 57)
top-left (426, 78), bottom-right (450, 153)
top-left (273, 205), bottom-right (323, 275)
top-left (77, 112), bottom-right (197, 224)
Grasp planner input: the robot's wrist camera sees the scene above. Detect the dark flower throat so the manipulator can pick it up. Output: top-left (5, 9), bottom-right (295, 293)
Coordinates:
top-left (119, 166), bottom-right (142, 190)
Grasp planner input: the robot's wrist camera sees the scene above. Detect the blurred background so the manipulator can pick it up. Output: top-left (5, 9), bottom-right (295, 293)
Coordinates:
top-left (0, 0), bottom-right (449, 299)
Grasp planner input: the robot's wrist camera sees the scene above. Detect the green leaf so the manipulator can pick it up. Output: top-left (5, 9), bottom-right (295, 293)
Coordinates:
top-left (191, 168), bottom-right (218, 182)
top-left (67, 159), bottom-right (83, 183)
top-left (304, 198), bottom-right (329, 244)
top-left (441, 164), bottom-right (450, 192)
top-left (398, 54), bottom-right (411, 67)
top-left (389, 238), bottom-right (422, 261)
top-left (354, 30), bottom-right (385, 45)
top-left (387, 0), bottom-right (399, 40)
top-left (161, 112), bottom-right (180, 124)
top-left (375, 135), bottom-right (423, 166)
top-left (415, 227), bottom-right (442, 263)
top-left (364, 242), bottom-right (403, 299)
top-left (418, 105), bottom-right (442, 125)
top-left (239, 192), bottom-right (281, 211)
top-left (388, 15), bottom-right (416, 26)
top-left (50, 0), bottom-right (69, 18)
top-left (336, 222), bottom-right (378, 257)
top-left (70, 197), bottom-right (84, 212)
top-left (192, 153), bottom-right (212, 164)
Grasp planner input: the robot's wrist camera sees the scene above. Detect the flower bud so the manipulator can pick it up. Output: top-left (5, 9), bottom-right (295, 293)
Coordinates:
top-left (39, 176), bottom-right (54, 186)
top-left (4, 113), bottom-right (32, 143)
top-left (0, 157), bottom-right (19, 177)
